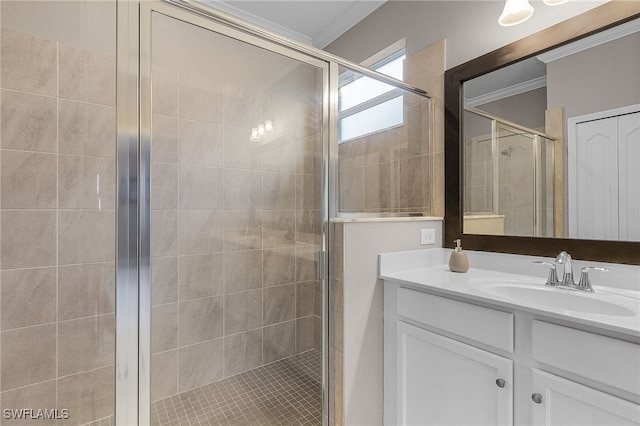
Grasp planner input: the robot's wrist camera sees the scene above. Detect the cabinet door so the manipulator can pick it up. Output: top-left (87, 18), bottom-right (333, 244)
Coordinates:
top-left (531, 369), bottom-right (640, 426)
top-left (618, 111), bottom-right (640, 241)
top-left (396, 321), bottom-right (512, 426)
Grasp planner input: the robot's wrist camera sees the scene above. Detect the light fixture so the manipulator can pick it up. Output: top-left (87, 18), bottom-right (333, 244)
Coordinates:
top-left (258, 123), bottom-right (265, 135)
top-left (498, 0), bottom-right (534, 27)
top-left (264, 120), bottom-right (274, 133)
top-left (543, 0), bottom-right (569, 5)
top-left (250, 128), bottom-right (260, 142)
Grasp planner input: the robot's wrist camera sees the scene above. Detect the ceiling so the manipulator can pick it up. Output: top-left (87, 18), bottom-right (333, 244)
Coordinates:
top-left (201, 0), bottom-right (386, 48)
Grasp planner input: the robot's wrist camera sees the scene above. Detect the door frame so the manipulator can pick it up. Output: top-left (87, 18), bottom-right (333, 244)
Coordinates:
top-left (567, 103), bottom-right (640, 238)
top-left (117, 1), bottom-right (332, 423)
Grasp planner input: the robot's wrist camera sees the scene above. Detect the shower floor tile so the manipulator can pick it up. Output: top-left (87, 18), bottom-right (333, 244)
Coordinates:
top-left (151, 349), bottom-right (322, 426)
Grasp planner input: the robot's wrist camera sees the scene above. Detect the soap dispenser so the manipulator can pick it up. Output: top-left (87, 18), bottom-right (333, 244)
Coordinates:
top-left (449, 239), bottom-right (469, 273)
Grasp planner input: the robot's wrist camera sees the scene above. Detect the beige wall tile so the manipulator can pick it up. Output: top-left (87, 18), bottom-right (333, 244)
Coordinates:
top-left (1, 29), bottom-right (56, 96)
top-left (58, 314), bottom-right (115, 376)
top-left (58, 262), bottom-right (115, 321)
top-left (223, 250), bottom-right (262, 293)
top-left (262, 133), bottom-right (296, 173)
top-left (58, 155), bottom-right (115, 210)
top-left (399, 101), bottom-right (431, 159)
top-left (1, 210), bottom-right (56, 269)
top-left (178, 297), bottom-right (223, 346)
top-left (59, 43), bottom-right (89, 102)
top-left (364, 161), bottom-right (396, 211)
top-left (222, 210), bottom-right (262, 251)
top-left (151, 210), bottom-right (179, 258)
top-left (263, 320), bottom-right (295, 363)
top-left (262, 210), bottom-right (295, 248)
top-left (1, 150), bottom-right (56, 209)
top-left (59, 100), bottom-right (116, 158)
top-left (295, 102), bottom-right (320, 138)
top-left (178, 339), bottom-right (223, 392)
top-left (180, 81), bottom-right (223, 124)
top-left (179, 210), bottom-right (224, 255)
top-left (179, 165), bottom-right (223, 210)
top-left (399, 154), bottom-right (430, 209)
top-left (295, 244), bottom-right (318, 283)
top-left (295, 210), bottom-right (321, 245)
top-left (263, 247), bottom-right (295, 288)
top-left (363, 130), bottom-right (399, 165)
top-left (223, 330), bottom-right (262, 377)
top-left (151, 350), bottom-right (178, 402)
top-left (296, 281), bottom-right (315, 318)
top-left (152, 67), bottom-right (179, 117)
top-left (57, 366), bottom-right (114, 425)
top-left (151, 257), bottom-right (179, 306)
top-left (222, 86), bottom-right (261, 129)
top-left (339, 139), bottom-right (364, 170)
top-left (58, 210), bottom-right (115, 265)
top-left (178, 254), bottom-right (223, 300)
top-left (314, 316), bottom-right (322, 351)
top-left (263, 94), bottom-right (296, 138)
top-left (263, 284), bottom-right (295, 326)
top-left (151, 162), bottom-right (179, 211)
top-left (1, 324), bottom-right (56, 391)
top-left (296, 134), bottom-right (321, 175)
top-left (296, 174), bottom-right (320, 212)
top-left (179, 120), bottom-right (223, 167)
top-left (222, 126), bottom-right (262, 170)
top-left (152, 303), bottom-right (178, 354)
top-left (263, 172), bottom-right (295, 211)
top-left (1, 90), bottom-right (57, 152)
top-left (313, 280), bottom-right (322, 317)
top-left (296, 316), bottom-right (315, 353)
top-left (151, 114), bottom-right (179, 163)
top-left (1, 267), bottom-right (56, 330)
top-left (85, 50), bottom-right (116, 107)
top-left (223, 169), bottom-right (262, 211)
top-left (0, 380), bottom-right (57, 426)
top-left (223, 290), bottom-right (262, 335)
top-left (339, 167), bottom-right (364, 211)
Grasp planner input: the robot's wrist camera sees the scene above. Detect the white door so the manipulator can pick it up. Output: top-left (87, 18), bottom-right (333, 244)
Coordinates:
top-left (574, 116), bottom-right (619, 240)
top-left (396, 321), bottom-right (512, 426)
top-left (618, 112), bottom-right (640, 241)
top-left (531, 369), bottom-right (640, 426)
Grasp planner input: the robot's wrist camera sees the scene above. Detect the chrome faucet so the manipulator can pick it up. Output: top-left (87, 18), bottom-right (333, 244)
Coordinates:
top-left (533, 251), bottom-right (610, 293)
top-left (555, 251), bottom-right (575, 286)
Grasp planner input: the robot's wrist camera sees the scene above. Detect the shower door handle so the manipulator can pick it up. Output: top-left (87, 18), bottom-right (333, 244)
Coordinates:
top-left (317, 250), bottom-right (327, 280)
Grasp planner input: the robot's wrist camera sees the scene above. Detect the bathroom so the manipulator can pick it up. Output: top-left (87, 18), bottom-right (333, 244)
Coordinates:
top-left (0, 0), bottom-right (638, 425)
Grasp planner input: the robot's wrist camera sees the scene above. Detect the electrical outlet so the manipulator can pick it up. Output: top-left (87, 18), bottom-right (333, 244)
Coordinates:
top-left (420, 228), bottom-right (436, 245)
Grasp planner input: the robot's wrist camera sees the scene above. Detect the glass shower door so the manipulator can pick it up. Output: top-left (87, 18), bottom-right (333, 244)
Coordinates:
top-left (148, 11), bottom-right (325, 425)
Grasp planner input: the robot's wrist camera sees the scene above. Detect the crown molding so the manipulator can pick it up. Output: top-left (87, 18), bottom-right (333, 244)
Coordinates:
top-left (313, 0), bottom-right (386, 48)
top-left (201, 0), bottom-right (313, 46)
top-left (536, 18), bottom-right (640, 63)
top-left (465, 76), bottom-right (547, 108)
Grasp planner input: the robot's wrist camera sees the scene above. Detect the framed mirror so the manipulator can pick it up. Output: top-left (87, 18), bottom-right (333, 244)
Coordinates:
top-left (445, 1), bottom-right (640, 264)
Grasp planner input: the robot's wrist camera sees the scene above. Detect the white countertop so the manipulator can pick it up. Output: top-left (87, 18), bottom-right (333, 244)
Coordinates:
top-left (379, 249), bottom-right (640, 339)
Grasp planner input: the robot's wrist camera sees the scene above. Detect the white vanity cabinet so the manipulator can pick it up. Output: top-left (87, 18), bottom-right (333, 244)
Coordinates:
top-left (384, 283), bottom-right (640, 426)
top-left (386, 287), bottom-right (514, 426)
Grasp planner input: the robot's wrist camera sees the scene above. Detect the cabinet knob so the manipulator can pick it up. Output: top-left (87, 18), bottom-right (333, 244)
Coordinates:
top-left (495, 378), bottom-right (506, 388)
top-left (532, 393), bottom-right (543, 404)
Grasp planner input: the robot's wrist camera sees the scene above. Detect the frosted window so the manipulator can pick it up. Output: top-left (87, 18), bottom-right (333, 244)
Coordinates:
top-left (339, 96), bottom-right (403, 142)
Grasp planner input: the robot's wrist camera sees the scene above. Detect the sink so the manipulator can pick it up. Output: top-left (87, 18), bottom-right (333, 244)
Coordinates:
top-left (469, 278), bottom-right (636, 317)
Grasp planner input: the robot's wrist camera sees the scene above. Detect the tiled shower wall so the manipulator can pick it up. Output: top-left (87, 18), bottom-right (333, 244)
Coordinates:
top-left (338, 97), bottom-right (432, 214)
top-left (0, 23), bottom-right (116, 426)
top-left (149, 65), bottom-right (323, 402)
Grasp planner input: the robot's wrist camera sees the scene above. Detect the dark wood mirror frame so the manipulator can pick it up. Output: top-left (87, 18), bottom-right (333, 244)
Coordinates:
top-left (444, 1), bottom-right (640, 265)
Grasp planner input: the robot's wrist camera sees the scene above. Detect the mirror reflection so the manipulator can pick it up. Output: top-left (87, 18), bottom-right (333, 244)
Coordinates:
top-left (462, 19), bottom-right (640, 242)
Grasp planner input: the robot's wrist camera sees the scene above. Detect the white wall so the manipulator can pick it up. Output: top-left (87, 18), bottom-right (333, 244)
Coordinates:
top-left (340, 219), bottom-right (443, 425)
top-left (325, 0), bottom-right (608, 69)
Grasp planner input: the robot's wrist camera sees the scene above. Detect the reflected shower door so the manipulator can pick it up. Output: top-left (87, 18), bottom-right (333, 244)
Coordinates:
top-left (148, 12), bottom-right (325, 425)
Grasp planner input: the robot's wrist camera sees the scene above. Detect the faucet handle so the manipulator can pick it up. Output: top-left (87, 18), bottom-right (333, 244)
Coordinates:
top-left (577, 266), bottom-right (610, 293)
top-left (533, 261), bottom-right (559, 286)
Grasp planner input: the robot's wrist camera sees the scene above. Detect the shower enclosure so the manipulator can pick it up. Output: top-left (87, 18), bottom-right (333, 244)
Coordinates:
top-left (0, 1), bottom-right (431, 424)
top-left (463, 107), bottom-right (555, 237)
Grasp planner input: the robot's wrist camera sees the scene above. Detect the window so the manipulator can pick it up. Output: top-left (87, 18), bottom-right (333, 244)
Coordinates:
top-left (338, 42), bottom-right (406, 143)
